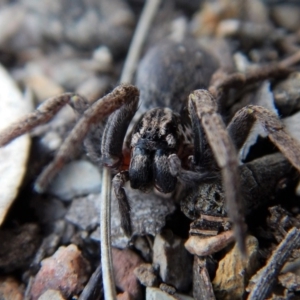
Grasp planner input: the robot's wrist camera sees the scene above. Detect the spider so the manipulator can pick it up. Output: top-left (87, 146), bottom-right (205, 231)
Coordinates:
top-left (1, 40), bottom-right (300, 254)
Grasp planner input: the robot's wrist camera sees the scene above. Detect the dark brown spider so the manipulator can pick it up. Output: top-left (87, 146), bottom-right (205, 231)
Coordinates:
top-left (1, 40), bottom-right (300, 254)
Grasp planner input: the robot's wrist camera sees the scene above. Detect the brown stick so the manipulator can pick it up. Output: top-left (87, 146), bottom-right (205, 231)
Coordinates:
top-left (248, 227), bottom-right (300, 300)
top-left (193, 256), bottom-right (216, 300)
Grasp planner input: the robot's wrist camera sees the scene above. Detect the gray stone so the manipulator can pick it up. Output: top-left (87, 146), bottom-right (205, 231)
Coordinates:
top-left (271, 4), bottom-right (300, 31)
top-left (38, 289), bottom-right (66, 300)
top-left (146, 287), bottom-right (194, 300)
top-left (91, 186), bottom-right (176, 249)
top-left (48, 160), bottom-right (101, 201)
top-left (30, 197), bottom-right (67, 224)
top-left (153, 231), bottom-right (193, 291)
top-left (65, 194), bottom-right (100, 231)
top-left (134, 263), bottom-right (159, 287)
top-left (111, 187), bottom-right (176, 248)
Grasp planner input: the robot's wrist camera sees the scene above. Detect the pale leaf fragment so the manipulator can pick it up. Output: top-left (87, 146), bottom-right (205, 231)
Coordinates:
top-left (0, 64), bottom-right (33, 225)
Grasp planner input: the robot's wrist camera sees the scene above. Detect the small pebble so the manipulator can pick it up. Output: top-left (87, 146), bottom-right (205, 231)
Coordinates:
top-left (284, 111), bottom-right (300, 145)
top-left (185, 230), bottom-right (235, 256)
top-left (65, 193), bottom-right (100, 231)
top-left (132, 236), bottom-right (153, 262)
top-left (213, 235), bottom-right (260, 300)
top-left (92, 46), bottom-right (113, 72)
top-left (112, 248), bottom-right (144, 300)
top-left (24, 74), bottom-right (64, 102)
top-left (271, 4), bottom-right (300, 31)
top-left (0, 223), bottom-right (41, 273)
top-left (31, 196), bottom-right (67, 224)
top-left (278, 272), bottom-right (300, 292)
top-left (91, 187), bottom-right (176, 249)
top-left (159, 283), bottom-right (176, 295)
top-left (0, 276), bottom-right (24, 300)
top-left (30, 244), bottom-right (91, 300)
top-left (146, 287), bottom-right (193, 300)
top-left (48, 160), bottom-right (101, 201)
top-left (153, 231), bottom-right (193, 291)
top-left (134, 263), bottom-right (159, 287)
top-left (75, 76), bottom-right (111, 102)
top-left (38, 289), bottom-right (66, 300)
top-left (117, 291), bottom-right (134, 300)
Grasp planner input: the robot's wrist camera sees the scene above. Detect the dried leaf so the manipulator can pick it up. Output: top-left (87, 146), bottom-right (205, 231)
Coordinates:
top-left (0, 64), bottom-right (33, 225)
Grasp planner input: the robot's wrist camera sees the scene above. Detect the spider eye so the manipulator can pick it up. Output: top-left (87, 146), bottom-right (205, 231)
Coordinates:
top-left (129, 147), bottom-right (152, 190)
top-left (153, 150), bottom-right (177, 193)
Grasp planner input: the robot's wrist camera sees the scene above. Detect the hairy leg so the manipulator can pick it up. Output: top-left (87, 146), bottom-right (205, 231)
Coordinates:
top-left (188, 89), bottom-right (246, 255)
top-left (112, 170), bottom-right (132, 236)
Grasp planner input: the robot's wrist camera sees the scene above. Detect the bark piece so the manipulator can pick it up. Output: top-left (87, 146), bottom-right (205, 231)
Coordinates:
top-left (248, 228), bottom-right (300, 300)
top-left (212, 235), bottom-right (260, 300)
top-left (185, 231), bottom-right (235, 256)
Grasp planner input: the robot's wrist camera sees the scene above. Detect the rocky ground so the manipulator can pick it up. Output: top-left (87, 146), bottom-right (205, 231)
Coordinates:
top-left (1, 0), bottom-right (300, 299)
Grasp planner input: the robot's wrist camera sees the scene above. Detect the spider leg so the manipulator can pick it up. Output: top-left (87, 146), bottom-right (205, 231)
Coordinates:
top-left (168, 154), bottom-right (216, 185)
top-left (227, 105), bottom-right (300, 171)
top-left (0, 93), bottom-right (76, 147)
top-left (101, 88), bottom-right (139, 168)
top-left (34, 84), bottom-right (139, 192)
top-left (112, 170), bottom-right (132, 236)
top-left (188, 89), bottom-right (246, 255)
top-left (209, 62), bottom-right (293, 103)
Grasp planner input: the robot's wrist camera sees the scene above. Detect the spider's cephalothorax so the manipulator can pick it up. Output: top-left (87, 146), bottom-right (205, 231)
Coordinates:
top-left (128, 107), bottom-right (191, 194)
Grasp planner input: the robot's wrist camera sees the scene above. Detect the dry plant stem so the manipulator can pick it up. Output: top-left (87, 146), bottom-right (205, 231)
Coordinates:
top-left (248, 227), bottom-right (300, 300)
top-left (79, 265), bottom-right (102, 300)
top-left (100, 167), bottom-right (117, 300)
top-left (193, 256), bottom-right (216, 300)
top-left (34, 84), bottom-right (138, 192)
top-left (189, 90), bottom-right (246, 255)
top-left (120, 0), bottom-right (162, 83)
top-left (0, 93), bottom-right (74, 147)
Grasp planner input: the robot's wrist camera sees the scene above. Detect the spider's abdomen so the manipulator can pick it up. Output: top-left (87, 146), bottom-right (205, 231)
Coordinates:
top-left (136, 39), bottom-right (219, 113)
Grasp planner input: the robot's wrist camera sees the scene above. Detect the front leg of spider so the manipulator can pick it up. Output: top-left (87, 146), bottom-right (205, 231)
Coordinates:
top-left (188, 89), bottom-right (246, 254)
top-left (100, 90), bottom-right (139, 236)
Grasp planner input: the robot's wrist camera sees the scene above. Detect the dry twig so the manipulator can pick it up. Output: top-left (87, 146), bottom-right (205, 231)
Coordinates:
top-left (193, 256), bottom-right (216, 300)
top-left (248, 227), bottom-right (300, 300)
